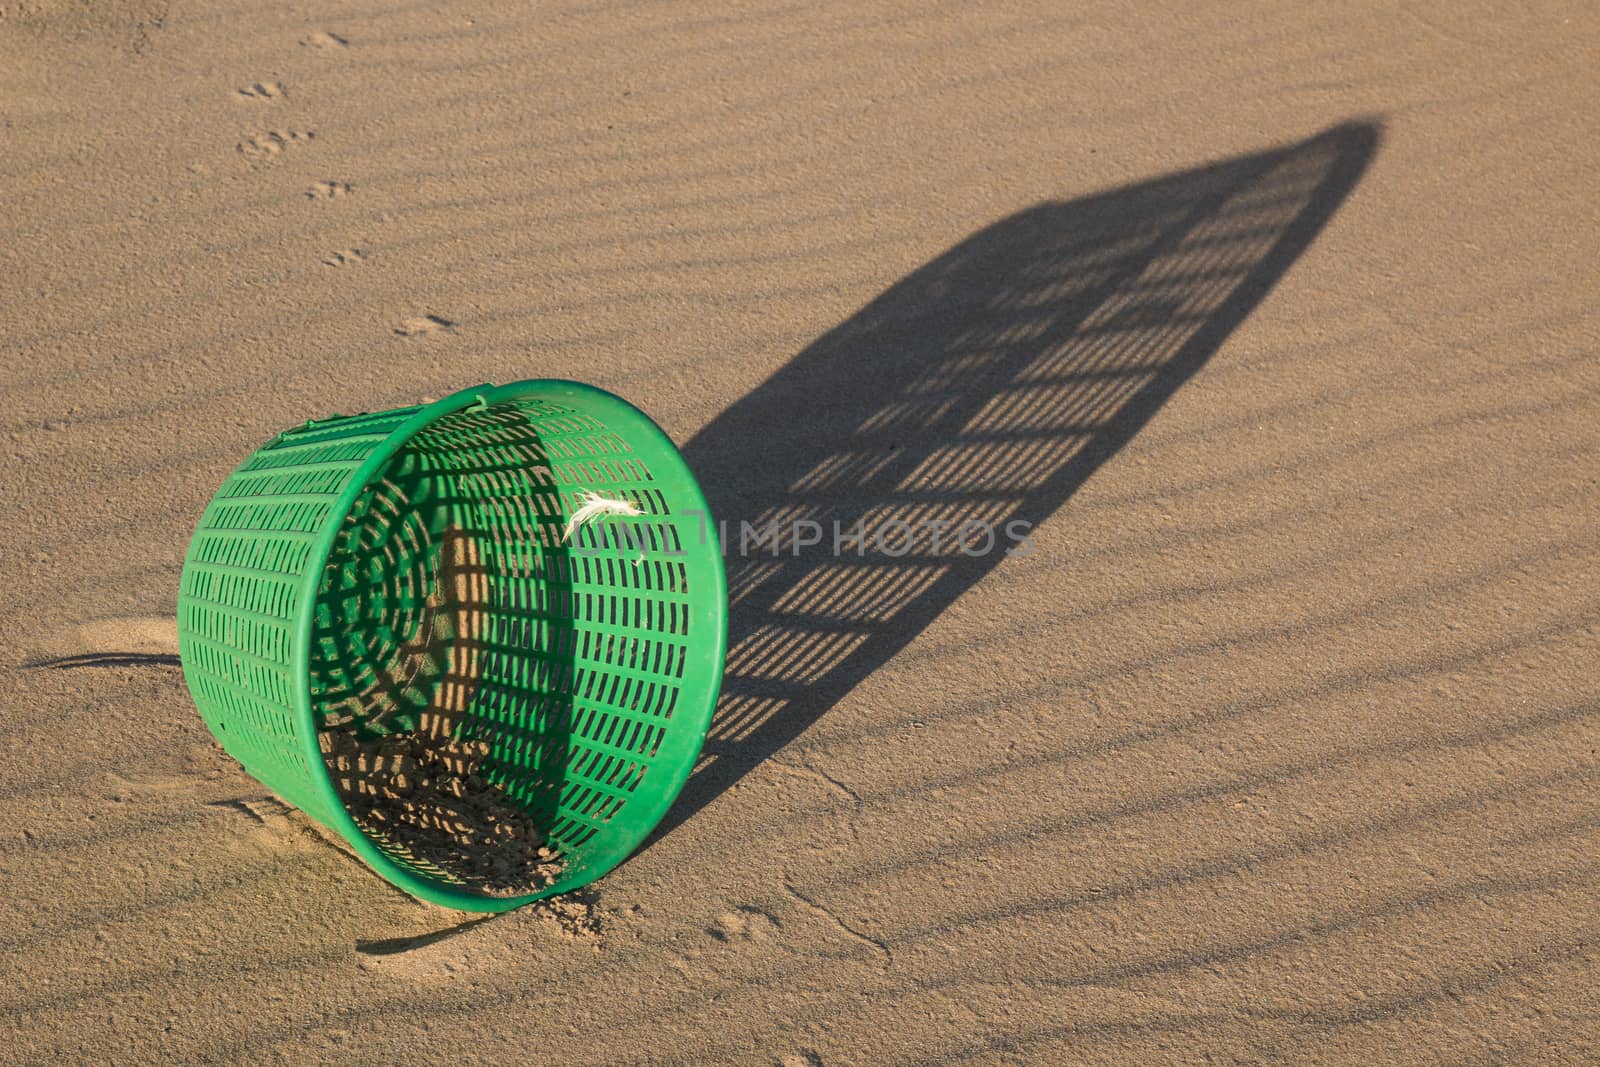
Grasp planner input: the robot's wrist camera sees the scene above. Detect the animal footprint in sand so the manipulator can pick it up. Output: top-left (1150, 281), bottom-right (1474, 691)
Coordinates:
top-left (307, 180), bottom-right (352, 200)
top-left (395, 315), bottom-right (453, 337)
top-left (321, 248), bottom-right (366, 268)
top-left (238, 129), bottom-right (314, 163)
top-left (236, 81), bottom-right (285, 101)
top-left (210, 796), bottom-right (295, 826)
top-left (301, 30), bottom-right (348, 49)
top-left (708, 905), bottom-right (781, 943)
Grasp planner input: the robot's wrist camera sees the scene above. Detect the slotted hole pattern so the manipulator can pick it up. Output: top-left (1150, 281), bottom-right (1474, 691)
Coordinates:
top-left (178, 387), bottom-right (722, 903)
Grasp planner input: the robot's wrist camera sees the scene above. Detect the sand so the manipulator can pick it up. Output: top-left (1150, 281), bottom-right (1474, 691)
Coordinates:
top-left (2, 1), bottom-right (1598, 1063)
top-left (320, 728), bottom-right (563, 898)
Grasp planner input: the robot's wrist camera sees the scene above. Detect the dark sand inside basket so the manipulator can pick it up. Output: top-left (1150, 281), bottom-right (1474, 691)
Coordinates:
top-left (315, 516), bottom-right (564, 898)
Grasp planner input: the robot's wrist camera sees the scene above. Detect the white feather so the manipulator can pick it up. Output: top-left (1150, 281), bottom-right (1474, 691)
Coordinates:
top-left (561, 490), bottom-right (644, 544)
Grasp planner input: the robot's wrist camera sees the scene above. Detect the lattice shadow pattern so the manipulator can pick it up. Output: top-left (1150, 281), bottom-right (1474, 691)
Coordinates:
top-left (660, 121), bottom-right (1379, 837)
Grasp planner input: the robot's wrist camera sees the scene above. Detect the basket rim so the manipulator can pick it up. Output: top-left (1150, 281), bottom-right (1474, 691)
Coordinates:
top-left (290, 379), bottom-right (727, 911)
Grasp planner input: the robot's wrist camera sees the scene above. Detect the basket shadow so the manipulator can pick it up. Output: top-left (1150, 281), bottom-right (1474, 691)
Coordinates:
top-left (648, 119), bottom-right (1381, 845)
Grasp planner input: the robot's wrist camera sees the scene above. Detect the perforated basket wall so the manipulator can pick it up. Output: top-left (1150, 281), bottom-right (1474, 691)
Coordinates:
top-left (177, 381), bottom-right (727, 910)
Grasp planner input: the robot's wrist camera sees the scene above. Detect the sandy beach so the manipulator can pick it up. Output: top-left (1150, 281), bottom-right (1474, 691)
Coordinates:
top-left (1, 1), bottom-right (1597, 1063)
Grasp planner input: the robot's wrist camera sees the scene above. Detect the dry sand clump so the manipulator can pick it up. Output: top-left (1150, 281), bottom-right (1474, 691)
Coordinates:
top-left (320, 724), bottom-right (562, 898)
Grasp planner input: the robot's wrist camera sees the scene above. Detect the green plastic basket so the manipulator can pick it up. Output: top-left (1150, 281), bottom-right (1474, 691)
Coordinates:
top-left (177, 380), bottom-right (727, 911)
